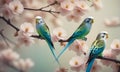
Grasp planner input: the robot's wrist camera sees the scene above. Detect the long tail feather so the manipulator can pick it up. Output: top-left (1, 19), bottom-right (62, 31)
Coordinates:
top-left (57, 38), bottom-right (75, 60)
top-left (86, 58), bottom-right (95, 72)
top-left (46, 40), bottom-right (60, 64)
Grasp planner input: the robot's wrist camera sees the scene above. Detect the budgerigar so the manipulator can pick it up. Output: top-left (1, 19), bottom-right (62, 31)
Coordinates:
top-left (86, 31), bottom-right (109, 72)
top-left (57, 17), bottom-right (94, 59)
top-left (35, 16), bottom-right (59, 64)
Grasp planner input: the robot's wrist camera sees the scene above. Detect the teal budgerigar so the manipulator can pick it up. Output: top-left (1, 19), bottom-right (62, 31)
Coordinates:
top-left (35, 16), bottom-right (59, 64)
top-left (86, 31), bottom-right (109, 72)
top-left (57, 17), bottom-right (94, 59)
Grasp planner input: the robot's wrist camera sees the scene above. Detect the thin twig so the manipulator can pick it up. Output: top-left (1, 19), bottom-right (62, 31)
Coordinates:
top-left (0, 16), bottom-right (19, 32)
top-left (24, 8), bottom-right (60, 14)
top-left (58, 39), bottom-right (68, 42)
top-left (97, 56), bottom-right (120, 64)
top-left (24, 1), bottom-right (60, 14)
top-left (30, 35), bottom-right (44, 40)
top-left (0, 16), bottom-right (44, 40)
top-left (40, 0), bottom-right (58, 10)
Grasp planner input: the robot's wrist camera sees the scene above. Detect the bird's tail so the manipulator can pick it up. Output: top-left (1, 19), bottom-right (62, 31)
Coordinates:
top-left (57, 38), bottom-right (75, 60)
top-left (86, 58), bottom-right (95, 72)
top-left (46, 40), bottom-right (60, 65)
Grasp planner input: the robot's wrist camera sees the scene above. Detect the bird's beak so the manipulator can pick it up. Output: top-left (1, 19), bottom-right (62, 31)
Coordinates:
top-left (91, 19), bottom-right (94, 24)
top-left (106, 34), bottom-right (109, 39)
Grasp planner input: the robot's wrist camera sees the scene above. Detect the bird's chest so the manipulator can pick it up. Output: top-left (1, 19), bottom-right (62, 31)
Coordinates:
top-left (36, 24), bottom-right (44, 34)
top-left (82, 24), bottom-right (91, 35)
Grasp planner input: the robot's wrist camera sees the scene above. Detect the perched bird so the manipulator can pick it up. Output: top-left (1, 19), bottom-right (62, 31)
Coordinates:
top-left (35, 16), bottom-right (59, 64)
top-left (57, 17), bottom-right (94, 59)
top-left (86, 31), bottom-right (109, 72)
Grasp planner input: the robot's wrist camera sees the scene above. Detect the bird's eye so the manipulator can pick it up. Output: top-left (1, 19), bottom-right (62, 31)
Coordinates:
top-left (86, 19), bottom-right (90, 23)
top-left (102, 35), bottom-right (104, 38)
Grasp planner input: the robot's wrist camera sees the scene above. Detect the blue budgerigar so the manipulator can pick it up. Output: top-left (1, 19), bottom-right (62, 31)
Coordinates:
top-left (35, 16), bottom-right (59, 64)
top-left (57, 17), bottom-right (94, 59)
top-left (86, 31), bottom-right (109, 72)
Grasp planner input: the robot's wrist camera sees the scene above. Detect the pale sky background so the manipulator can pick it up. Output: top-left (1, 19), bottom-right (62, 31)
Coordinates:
top-left (0, 0), bottom-right (120, 72)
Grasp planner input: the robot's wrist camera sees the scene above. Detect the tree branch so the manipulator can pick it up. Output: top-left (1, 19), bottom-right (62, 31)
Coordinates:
top-left (40, 0), bottom-right (58, 10)
top-left (97, 56), bottom-right (120, 64)
top-left (30, 35), bottom-right (44, 40)
top-left (0, 16), bottom-right (19, 32)
top-left (24, 1), bottom-right (60, 14)
top-left (59, 39), bottom-right (68, 42)
top-left (0, 16), bottom-right (44, 40)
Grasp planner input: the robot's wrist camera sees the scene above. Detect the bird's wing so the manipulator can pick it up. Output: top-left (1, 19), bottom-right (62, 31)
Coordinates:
top-left (41, 23), bottom-right (54, 49)
top-left (69, 22), bottom-right (86, 39)
top-left (87, 40), bottom-right (105, 63)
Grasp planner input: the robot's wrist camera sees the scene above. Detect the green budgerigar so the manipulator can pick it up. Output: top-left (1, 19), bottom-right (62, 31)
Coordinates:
top-left (86, 31), bottom-right (109, 72)
top-left (35, 16), bottom-right (59, 64)
top-left (57, 17), bottom-right (94, 59)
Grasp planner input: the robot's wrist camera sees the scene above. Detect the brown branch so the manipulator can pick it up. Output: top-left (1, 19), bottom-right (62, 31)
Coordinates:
top-left (30, 35), bottom-right (44, 40)
top-left (40, 0), bottom-right (58, 9)
top-left (0, 16), bottom-right (19, 32)
top-left (24, 8), bottom-right (60, 14)
top-left (24, 1), bottom-right (60, 14)
top-left (0, 16), bottom-right (44, 40)
top-left (97, 56), bottom-right (120, 64)
top-left (59, 39), bottom-right (68, 42)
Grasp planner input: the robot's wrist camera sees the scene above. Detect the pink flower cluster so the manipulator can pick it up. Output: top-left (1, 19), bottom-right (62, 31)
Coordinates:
top-left (104, 17), bottom-right (120, 27)
top-left (0, 0), bottom-right (24, 19)
top-left (0, 48), bottom-right (34, 72)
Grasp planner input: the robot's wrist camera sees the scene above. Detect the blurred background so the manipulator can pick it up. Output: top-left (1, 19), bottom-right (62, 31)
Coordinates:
top-left (0, 0), bottom-right (120, 72)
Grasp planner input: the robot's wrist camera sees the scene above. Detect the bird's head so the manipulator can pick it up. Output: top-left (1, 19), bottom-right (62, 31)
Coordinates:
top-left (35, 16), bottom-right (43, 24)
top-left (84, 16), bottom-right (94, 24)
top-left (96, 31), bottom-right (109, 40)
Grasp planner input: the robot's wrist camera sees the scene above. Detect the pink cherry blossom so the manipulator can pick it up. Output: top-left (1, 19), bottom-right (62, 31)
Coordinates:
top-left (92, 0), bottom-right (103, 10)
top-left (66, 13), bottom-right (81, 22)
top-left (20, 22), bottom-right (34, 36)
top-left (1, 4), bottom-right (13, 19)
top-left (12, 58), bottom-right (34, 71)
top-left (55, 67), bottom-right (68, 72)
top-left (73, 6), bottom-right (85, 17)
top-left (52, 27), bottom-right (67, 42)
top-left (9, 0), bottom-right (24, 15)
top-left (111, 39), bottom-right (120, 55)
top-left (69, 40), bottom-right (87, 55)
top-left (104, 17), bottom-right (120, 27)
top-left (60, 0), bottom-right (74, 15)
top-left (16, 30), bottom-right (34, 46)
top-left (76, 1), bottom-right (89, 11)
top-left (69, 0), bottom-right (79, 5)
top-left (69, 56), bottom-right (84, 72)
top-left (0, 0), bottom-right (11, 7)
top-left (1, 49), bottom-right (19, 61)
